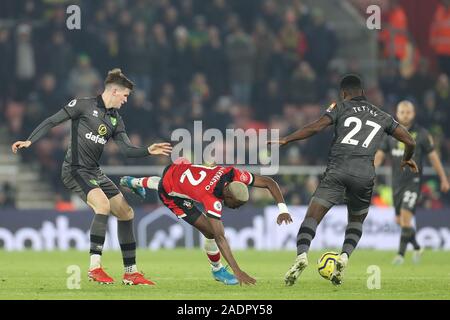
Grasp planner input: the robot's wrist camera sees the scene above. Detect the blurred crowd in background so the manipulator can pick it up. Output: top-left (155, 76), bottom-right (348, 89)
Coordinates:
top-left (0, 0), bottom-right (449, 208)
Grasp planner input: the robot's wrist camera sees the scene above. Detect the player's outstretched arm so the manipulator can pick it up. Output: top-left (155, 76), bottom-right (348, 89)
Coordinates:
top-left (11, 108), bottom-right (71, 154)
top-left (269, 115), bottom-right (333, 146)
top-left (114, 132), bottom-right (172, 158)
top-left (208, 218), bottom-right (256, 286)
top-left (428, 150), bottom-right (450, 192)
top-left (251, 174), bottom-right (293, 225)
top-left (392, 125), bottom-right (418, 173)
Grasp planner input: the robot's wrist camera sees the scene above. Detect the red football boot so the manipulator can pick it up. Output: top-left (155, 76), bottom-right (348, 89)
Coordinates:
top-left (88, 267), bottom-right (114, 284)
top-left (122, 272), bottom-right (156, 285)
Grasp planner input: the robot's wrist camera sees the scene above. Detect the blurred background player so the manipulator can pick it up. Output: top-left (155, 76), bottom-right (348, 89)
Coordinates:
top-left (375, 100), bottom-right (449, 265)
top-left (11, 69), bottom-right (172, 285)
top-left (120, 158), bottom-right (293, 285)
top-left (270, 75), bottom-right (418, 286)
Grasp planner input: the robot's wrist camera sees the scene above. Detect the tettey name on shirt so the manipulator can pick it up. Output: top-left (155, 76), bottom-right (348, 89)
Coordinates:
top-left (352, 105), bottom-right (378, 117)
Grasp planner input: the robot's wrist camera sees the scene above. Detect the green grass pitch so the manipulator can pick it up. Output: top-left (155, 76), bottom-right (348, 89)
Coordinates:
top-left (0, 249), bottom-right (449, 300)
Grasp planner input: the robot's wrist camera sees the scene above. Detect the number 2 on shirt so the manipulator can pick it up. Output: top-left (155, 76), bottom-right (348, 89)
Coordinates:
top-left (179, 165), bottom-right (213, 186)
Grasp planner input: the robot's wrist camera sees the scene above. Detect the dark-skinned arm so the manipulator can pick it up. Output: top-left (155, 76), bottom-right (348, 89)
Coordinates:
top-left (208, 218), bottom-right (256, 285)
top-left (252, 174), bottom-right (293, 225)
top-left (275, 115), bottom-right (333, 146)
top-left (391, 125), bottom-right (418, 172)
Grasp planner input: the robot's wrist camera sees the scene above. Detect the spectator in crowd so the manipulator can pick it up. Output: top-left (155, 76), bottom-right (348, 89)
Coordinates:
top-left (226, 23), bottom-right (255, 105)
top-left (288, 61), bottom-right (318, 105)
top-left (259, 0), bottom-right (282, 32)
top-left (402, 58), bottom-right (434, 103)
top-left (434, 73), bottom-right (450, 137)
top-left (430, 0), bottom-right (450, 76)
top-left (66, 54), bottom-right (101, 98)
top-left (96, 30), bottom-right (122, 76)
top-left (130, 0), bottom-right (156, 24)
top-left (379, 0), bottom-right (409, 63)
top-left (178, 0), bottom-right (196, 29)
top-left (278, 8), bottom-right (307, 73)
top-left (254, 79), bottom-right (285, 121)
top-left (117, 10), bottom-right (133, 40)
top-left (0, 27), bottom-right (14, 101)
top-left (150, 23), bottom-right (171, 98)
top-left (42, 31), bottom-right (75, 85)
top-left (4, 100), bottom-right (26, 141)
top-left (199, 26), bottom-right (228, 98)
top-left (38, 73), bottom-right (64, 111)
top-left (0, 182), bottom-right (16, 208)
top-left (304, 7), bottom-right (337, 76)
top-left (189, 15), bottom-right (209, 54)
top-left (169, 26), bottom-right (194, 96)
top-left (14, 24), bottom-right (36, 101)
top-left (162, 5), bottom-right (179, 37)
top-left (252, 19), bottom-right (276, 102)
top-left (189, 73), bottom-right (211, 104)
top-left (421, 90), bottom-right (444, 132)
top-left (205, 0), bottom-right (231, 28)
top-left (124, 21), bottom-right (152, 95)
top-left (268, 39), bottom-right (290, 85)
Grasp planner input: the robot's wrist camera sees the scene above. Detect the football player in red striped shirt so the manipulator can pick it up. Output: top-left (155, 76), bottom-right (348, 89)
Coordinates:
top-left (120, 158), bottom-right (292, 285)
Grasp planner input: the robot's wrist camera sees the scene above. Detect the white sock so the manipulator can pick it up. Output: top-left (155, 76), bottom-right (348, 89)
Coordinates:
top-left (90, 254), bottom-right (101, 270)
top-left (133, 177), bottom-right (160, 190)
top-left (203, 238), bottom-right (223, 271)
top-left (124, 264), bottom-right (138, 274)
top-left (132, 178), bottom-right (144, 188)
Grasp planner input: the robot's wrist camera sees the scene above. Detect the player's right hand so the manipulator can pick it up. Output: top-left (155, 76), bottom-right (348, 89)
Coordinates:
top-left (234, 270), bottom-right (256, 286)
top-left (400, 159), bottom-right (419, 173)
top-left (11, 140), bottom-right (31, 154)
top-left (277, 213), bottom-right (293, 225)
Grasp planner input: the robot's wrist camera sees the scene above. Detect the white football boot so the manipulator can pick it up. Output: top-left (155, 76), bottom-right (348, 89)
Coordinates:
top-left (284, 253), bottom-right (308, 286)
top-left (330, 253), bottom-right (348, 286)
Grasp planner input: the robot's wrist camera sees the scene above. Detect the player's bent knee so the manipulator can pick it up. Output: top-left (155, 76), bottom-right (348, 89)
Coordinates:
top-left (114, 205), bottom-right (134, 221)
top-left (123, 206), bottom-right (134, 220)
top-left (90, 200), bottom-right (111, 214)
top-left (87, 189), bottom-right (111, 213)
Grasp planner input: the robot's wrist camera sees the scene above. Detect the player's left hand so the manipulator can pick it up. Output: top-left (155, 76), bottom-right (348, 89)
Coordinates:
top-left (148, 142), bottom-right (172, 156)
top-left (277, 213), bottom-right (293, 225)
top-left (400, 159), bottom-right (419, 173)
top-left (441, 179), bottom-right (450, 193)
top-left (267, 139), bottom-right (288, 146)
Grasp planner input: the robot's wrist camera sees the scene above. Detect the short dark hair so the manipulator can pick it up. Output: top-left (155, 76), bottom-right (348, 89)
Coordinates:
top-left (340, 74), bottom-right (363, 92)
top-left (104, 68), bottom-right (134, 90)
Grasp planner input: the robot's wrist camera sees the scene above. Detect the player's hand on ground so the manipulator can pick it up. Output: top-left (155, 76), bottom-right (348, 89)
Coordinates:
top-left (234, 270), bottom-right (256, 286)
top-left (11, 140), bottom-right (31, 154)
top-left (267, 139), bottom-right (288, 146)
top-left (400, 159), bottom-right (419, 173)
top-left (440, 178), bottom-right (450, 193)
top-left (277, 213), bottom-right (293, 225)
top-left (148, 142), bottom-right (172, 156)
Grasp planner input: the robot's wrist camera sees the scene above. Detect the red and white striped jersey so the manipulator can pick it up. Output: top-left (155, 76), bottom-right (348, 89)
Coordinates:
top-left (161, 164), bottom-right (254, 219)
